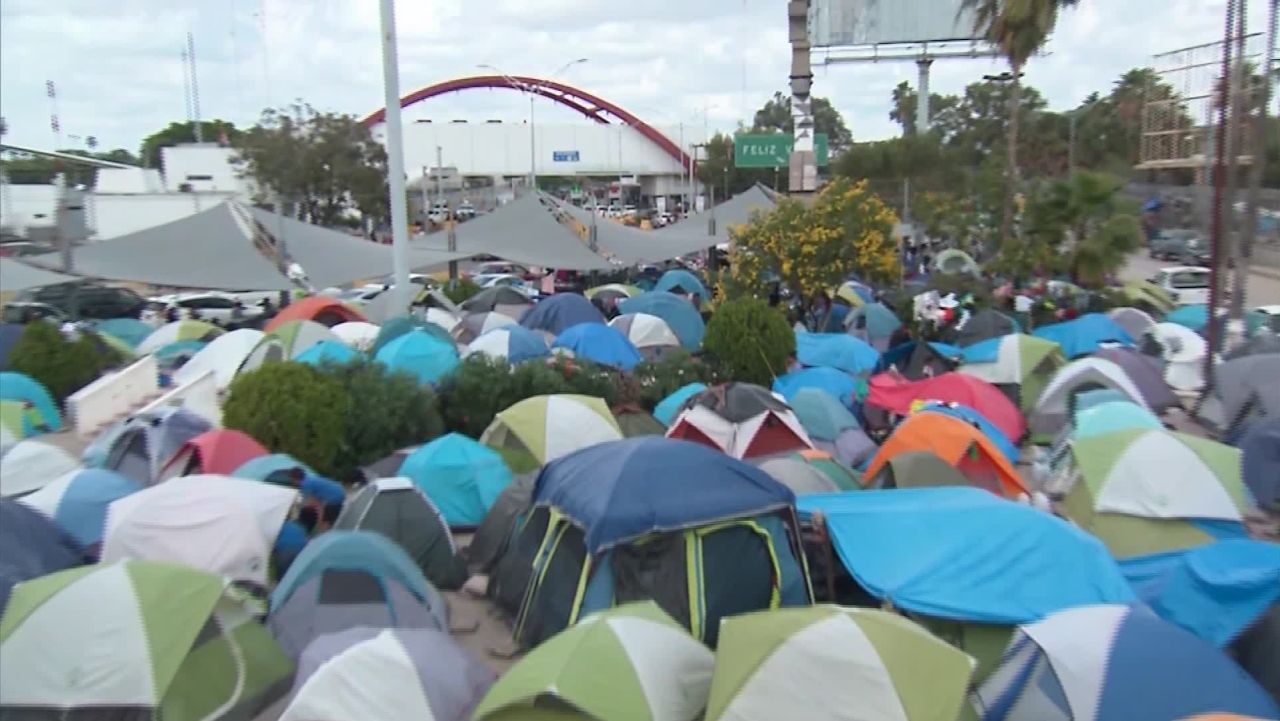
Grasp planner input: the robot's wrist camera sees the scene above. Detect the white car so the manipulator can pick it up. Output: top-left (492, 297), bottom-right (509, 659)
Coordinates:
top-left (150, 292), bottom-right (264, 324)
top-left (1148, 266), bottom-right (1211, 306)
top-left (472, 261), bottom-right (529, 278)
top-left (475, 274), bottom-right (534, 297)
top-left (456, 201), bottom-right (476, 220)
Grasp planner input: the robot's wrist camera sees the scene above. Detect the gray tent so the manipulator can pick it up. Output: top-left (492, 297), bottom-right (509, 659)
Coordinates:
top-left (334, 477), bottom-right (468, 591)
top-left (813, 427), bottom-right (878, 469)
top-left (753, 456), bottom-right (840, 495)
top-left (27, 202), bottom-right (466, 291)
top-left (1194, 353), bottom-right (1280, 441)
top-left (84, 407), bottom-right (213, 486)
top-left (871, 450), bottom-right (970, 490)
top-left (412, 194), bottom-right (615, 271)
top-left (0, 258), bottom-right (79, 293)
top-left (466, 473), bottom-right (536, 577)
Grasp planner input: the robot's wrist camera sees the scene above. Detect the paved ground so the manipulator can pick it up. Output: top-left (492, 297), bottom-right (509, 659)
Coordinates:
top-left (1120, 252), bottom-right (1280, 306)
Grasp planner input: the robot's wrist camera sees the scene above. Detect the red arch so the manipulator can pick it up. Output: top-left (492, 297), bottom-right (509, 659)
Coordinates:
top-left (359, 75), bottom-right (694, 170)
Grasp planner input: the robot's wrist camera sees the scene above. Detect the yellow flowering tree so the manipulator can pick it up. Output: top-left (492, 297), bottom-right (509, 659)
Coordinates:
top-left (722, 178), bottom-right (901, 302)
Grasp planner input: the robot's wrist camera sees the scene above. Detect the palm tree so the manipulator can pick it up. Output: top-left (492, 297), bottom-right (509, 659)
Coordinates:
top-left (961, 0), bottom-right (1079, 255)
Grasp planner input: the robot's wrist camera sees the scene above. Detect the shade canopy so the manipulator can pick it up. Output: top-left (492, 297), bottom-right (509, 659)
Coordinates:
top-left (0, 258), bottom-right (80, 292)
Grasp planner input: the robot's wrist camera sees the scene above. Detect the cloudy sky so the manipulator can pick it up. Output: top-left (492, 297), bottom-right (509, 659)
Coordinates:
top-left (0, 0), bottom-right (1270, 155)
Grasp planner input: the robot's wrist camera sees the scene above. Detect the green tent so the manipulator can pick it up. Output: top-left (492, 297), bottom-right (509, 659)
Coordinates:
top-left (480, 394), bottom-right (622, 465)
top-left (957, 333), bottom-right (1066, 415)
top-left (0, 560), bottom-right (293, 720)
top-left (474, 602), bottom-right (714, 721)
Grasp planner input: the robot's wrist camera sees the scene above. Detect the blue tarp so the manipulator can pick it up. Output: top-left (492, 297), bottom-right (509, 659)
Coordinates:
top-left (91, 318), bottom-right (154, 349)
top-left (270, 530), bottom-right (435, 610)
top-left (653, 382), bottom-right (706, 426)
top-left (919, 402), bottom-right (1019, 463)
top-left (1241, 418), bottom-right (1280, 510)
top-left (295, 340), bottom-right (360, 367)
top-left (520, 293), bottom-right (605, 336)
top-left (374, 330), bottom-right (459, 386)
top-left (0, 499), bottom-right (83, 609)
top-left (773, 367), bottom-right (858, 408)
top-left (796, 488), bottom-right (1135, 624)
top-left (1121, 540), bottom-right (1280, 647)
top-left (619, 292), bottom-right (705, 350)
top-left (789, 387), bottom-right (861, 442)
top-left (0, 371), bottom-right (61, 432)
top-left (653, 269), bottom-right (709, 301)
top-left (552, 323), bottom-right (643, 371)
top-left (795, 332), bottom-right (879, 375)
top-left (1033, 313), bottom-right (1134, 358)
top-left (535, 436), bottom-right (794, 552)
top-left (400, 433), bottom-right (514, 527)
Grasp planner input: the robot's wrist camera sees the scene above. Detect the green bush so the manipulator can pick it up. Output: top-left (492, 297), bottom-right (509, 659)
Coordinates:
top-left (633, 350), bottom-right (722, 412)
top-left (223, 363), bottom-right (350, 477)
top-left (547, 355), bottom-right (623, 406)
top-left (314, 359), bottom-right (444, 480)
top-left (9, 322), bottom-right (122, 402)
top-left (702, 298), bottom-right (795, 386)
top-left (441, 279), bottom-right (482, 304)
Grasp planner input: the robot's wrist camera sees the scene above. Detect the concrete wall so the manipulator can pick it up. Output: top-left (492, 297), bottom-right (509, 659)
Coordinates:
top-left (89, 192), bottom-right (236, 240)
top-left (67, 355), bottom-right (159, 436)
top-left (160, 145), bottom-right (246, 194)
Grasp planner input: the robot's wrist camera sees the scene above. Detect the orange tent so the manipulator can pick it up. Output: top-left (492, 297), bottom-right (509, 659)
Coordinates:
top-left (864, 412), bottom-right (1028, 499)
top-left (265, 296), bottom-right (366, 332)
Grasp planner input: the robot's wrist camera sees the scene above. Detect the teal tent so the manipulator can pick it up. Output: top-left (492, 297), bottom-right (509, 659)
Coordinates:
top-left (400, 433), bottom-right (514, 527)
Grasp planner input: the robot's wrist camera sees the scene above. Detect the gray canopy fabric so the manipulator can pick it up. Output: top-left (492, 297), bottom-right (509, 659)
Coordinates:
top-left (26, 202), bottom-right (466, 291)
top-left (659, 183), bottom-right (777, 240)
top-left (412, 194), bottom-right (615, 271)
top-left (0, 258), bottom-right (80, 293)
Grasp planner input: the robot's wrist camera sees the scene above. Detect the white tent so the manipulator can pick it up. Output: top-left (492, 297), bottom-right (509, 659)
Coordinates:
top-left (332, 321), bottom-right (381, 351)
top-left (0, 439), bottom-right (79, 498)
top-left (172, 328), bottom-right (265, 391)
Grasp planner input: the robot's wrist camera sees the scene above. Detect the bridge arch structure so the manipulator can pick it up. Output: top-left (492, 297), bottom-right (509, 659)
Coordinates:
top-left (359, 75), bottom-right (694, 171)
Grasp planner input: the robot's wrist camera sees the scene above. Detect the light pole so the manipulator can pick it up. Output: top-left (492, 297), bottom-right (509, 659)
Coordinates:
top-left (478, 59), bottom-right (587, 193)
top-left (378, 0), bottom-right (411, 314)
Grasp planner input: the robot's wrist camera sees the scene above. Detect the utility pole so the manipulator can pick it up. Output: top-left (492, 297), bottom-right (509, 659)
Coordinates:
top-left (916, 56), bottom-right (934, 133)
top-left (419, 166), bottom-right (429, 223)
top-left (787, 0), bottom-right (817, 195)
top-left (378, 0), bottom-right (412, 314)
top-left (1234, 0), bottom-right (1278, 320)
top-left (435, 146), bottom-right (444, 207)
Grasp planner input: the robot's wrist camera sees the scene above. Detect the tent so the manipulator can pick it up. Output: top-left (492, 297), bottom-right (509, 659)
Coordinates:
top-left (0, 371), bottom-right (61, 432)
top-left (17, 468), bottom-right (140, 548)
top-left (513, 437), bottom-right (810, 646)
top-left (467, 472), bottom-right (537, 579)
top-left (480, 394), bottom-right (623, 465)
top-left (0, 439), bottom-right (79, 497)
top-left (865, 372), bottom-right (1026, 441)
top-left (399, 433), bottom-right (514, 528)
top-left (153, 339), bottom-right (206, 369)
top-left (1241, 418), bottom-right (1280, 511)
top-left (374, 329), bottom-right (460, 386)
top-left (475, 602), bottom-right (714, 721)
top-left (1193, 353), bottom-right (1280, 442)
top-left (876, 340), bottom-right (962, 380)
top-left (667, 392), bottom-right (813, 460)
top-left (422, 306), bottom-right (460, 335)
top-left (103, 474), bottom-right (297, 585)
top-left (866, 413), bottom-right (1026, 498)
top-left (844, 302), bottom-right (902, 351)
top-left (1029, 357), bottom-right (1152, 441)
top-left (83, 406), bottom-right (212, 486)
top-left (608, 313), bottom-right (682, 359)
top-left (653, 268), bottom-right (710, 300)
top-left (1060, 429), bottom-right (1250, 558)
top-left (751, 455), bottom-right (842, 495)
top-left (1, 561), bottom-right (294, 720)
top-left (238, 320), bottom-right (343, 374)
top-left (159, 428), bottom-right (269, 480)
top-left (932, 248), bottom-right (980, 275)
top-left (772, 366), bottom-right (858, 408)
top-left (234, 453), bottom-right (314, 484)
top-left (953, 309), bottom-right (1019, 348)
top-left (282, 627), bottom-right (495, 721)
top-left (294, 338), bottom-right (360, 366)
top-left (136, 319), bottom-right (224, 355)
top-left (0, 498), bottom-right (84, 609)
top-left (268, 530), bottom-right (448, 658)
top-left (779, 448), bottom-right (862, 490)
top-left (331, 320), bottom-right (381, 351)
top-left (460, 286), bottom-right (534, 320)
top-left (973, 604), bottom-right (1279, 721)
top-left (552, 322), bottom-right (643, 370)
top-left (520, 293), bottom-right (606, 339)
top-left (834, 279), bottom-right (874, 307)
top-left (172, 327), bottom-right (264, 391)
top-left (918, 401), bottom-right (1019, 464)
top-left (1167, 303), bottom-right (1212, 331)
top-left (1142, 322), bottom-right (1209, 392)
top-left (464, 325), bottom-right (549, 364)
top-left (334, 476), bottom-right (468, 591)
top-left (1093, 347), bottom-right (1180, 412)
top-left (371, 314), bottom-right (453, 354)
top-left (706, 606), bottom-right (974, 721)
top-left (795, 332), bottom-right (879, 375)
top-left (613, 405), bottom-right (666, 437)
top-left (1109, 306), bottom-right (1158, 342)
top-left (1073, 400), bottom-right (1164, 440)
top-left (870, 450), bottom-right (970, 490)
top-left (1225, 331), bottom-right (1280, 360)
top-left (959, 334), bottom-right (1066, 413)
top-left (619, 291), bottom-right (706, 350)
top-left (653, 382), bottom-right (707, 427)
top-left (1033, 312), bottom-right (1134, 359)
top-left (266, 295), bottom-right (366, 330)
top-left (788, 387), bottom-right (861, 442)
top-left (452, 311), bottom-right (518, 344)
top-left (586, 283), bottom-right (641, 303)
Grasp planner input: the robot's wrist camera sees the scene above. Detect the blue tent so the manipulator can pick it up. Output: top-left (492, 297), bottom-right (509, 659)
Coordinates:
top-left (535, 436), bottom-right (795, 552)
top-left (796, 488), bottom-right (1135, 624)
top-left (1241, 418), bottom-right (1280, 510)
top-left (845, 302), bottom-right (901, 340)
top-left (772, 367), bottom-right (857, 408)
top-left (1033, 312), bottom-right (1134, 358)
top-left (795, 332), bottom-right (879, 375)
top-left (295, 339), bottom-right (360, 367)
top-left (653, 268), bottom-right (709, 301)
top-left (1166, 303), bottom-right (1210, 332)
top-left (270, 530), bottom-right (437, 612)
top-left (399, 433), bottom-right (514, 527)
top-left (918, 402), bottom-right (1019, 463)
top-left (1073, 388), bottom-right (1133, 415)
top-left (653, 382), bottom-right (706, 426)
top-left (1120, 540), bottom-right (1280, 647)
top-left (0, 324), bottom-right (25, 371)
top-left (15, 469), bottom-right (140, 547)
top-left (619, 292), bottom-right (705, 350)
top-left (1073, 400), bottom-right (1163, 439)
top-left (153, 340), bottom-right (207, 364)
top-left (373, 330), bottom-right (459, 386)
top-left (469, 326), bottom-right (549, 365)
top-left (234, 453), bottom-right (315, 484)
top-left (0, 499), bottom-right (84, 608)
top-left (372, 316), bottom-right (452, 355)
top-left (91, 318), bottom-right (154, 349)
top-left (552, 323), bottom-right (643, 371)
top-left (0, 371), bottom-right (61, 432)
top-left (789, 387), bottom-right (861, 441)
top-left (519, 293), bottom-right (605, 336)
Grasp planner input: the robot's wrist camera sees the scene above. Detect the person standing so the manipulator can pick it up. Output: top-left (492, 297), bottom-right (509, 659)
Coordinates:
top-left (1014, 288), bottom-right (1034, 331)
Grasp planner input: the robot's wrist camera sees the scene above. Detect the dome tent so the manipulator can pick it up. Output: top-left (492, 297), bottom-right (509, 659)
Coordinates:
top-left (399, 433), bottom-right (514, 528)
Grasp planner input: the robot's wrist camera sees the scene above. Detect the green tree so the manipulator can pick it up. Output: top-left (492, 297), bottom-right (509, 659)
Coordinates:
top-left (1022, 171), bottom-right (1142, 285)
top-left (0, 148), bottom-right (142, 186)
top-left (703, 298), bottom-right (795, 386)
top-left (234, 102), bottom-right (389, 227)
top-left (961, 0), bottom-right (1079, 251)
top-left (139, 120), bottom-right (240, 168)
top-left (223, 362), bottom-right (350, 477)
top-left (889, 81), bottom-right (962, 138)
top-left (751, 91), bottom-right (854, 152)
top-left (9, 323), bottom-right (123, 402)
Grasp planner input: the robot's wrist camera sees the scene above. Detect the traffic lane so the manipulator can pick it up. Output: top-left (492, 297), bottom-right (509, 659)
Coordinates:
top-left (1120, 253), bottom-right (1280, 306)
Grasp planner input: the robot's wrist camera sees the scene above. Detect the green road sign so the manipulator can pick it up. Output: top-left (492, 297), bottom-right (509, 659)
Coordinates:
top-left (734, 133), bottom-right (829, 168)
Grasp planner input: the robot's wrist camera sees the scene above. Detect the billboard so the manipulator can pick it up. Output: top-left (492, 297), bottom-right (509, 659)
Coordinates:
top-left (809, 0), bottom-right (982, 48)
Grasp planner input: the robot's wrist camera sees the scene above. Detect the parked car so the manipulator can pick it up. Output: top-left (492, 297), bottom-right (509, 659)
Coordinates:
top-left (456, 201), bottom-right (476, 221)
top-left (150, 292), bottom-right (265, 325)
top-left (477, 274), bottom-right (535, 297)
top-left (16, 281), bottom-right (147, 320)
top-left (1, 302), bottom-right (67, 324)
top-left (1149, 229), bottom-right (1200, 260)
top-left (472, 262), bottom-right (532, 281)
top-left (1148, 266), bottom-right (1212, 306)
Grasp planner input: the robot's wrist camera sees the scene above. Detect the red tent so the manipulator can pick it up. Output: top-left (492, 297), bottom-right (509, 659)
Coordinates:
top-left (265, 296), bottom-right (366, 332)
top-left (865, 372), bottom-right (1026, 441)
top-left (160, 429), bottom-right (269, 479)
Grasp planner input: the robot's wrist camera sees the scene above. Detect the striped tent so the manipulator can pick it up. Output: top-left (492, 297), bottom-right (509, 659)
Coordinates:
top-left (331, 321), bottom-right (381, 351)
top-left (0, 561), bottom-right (294, 721)
top-left (706, 606), bottom-right (974, 721)
top-left (238, 319), bottom-right (343, 375)
top-left (959, 334), bottom-right (1066, 414)
top-left (17, 468), bottom-right (141, 548)
top-left (136, 319), bottom-right (224, 355)
top-left (480, 394), bottom-right (622, 465)
top-left (474, 602), bottom-right (714, 721)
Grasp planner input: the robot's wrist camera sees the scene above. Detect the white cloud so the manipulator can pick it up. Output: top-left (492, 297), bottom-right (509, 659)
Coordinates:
top-left (0, 0), bottom-right (1265, 154)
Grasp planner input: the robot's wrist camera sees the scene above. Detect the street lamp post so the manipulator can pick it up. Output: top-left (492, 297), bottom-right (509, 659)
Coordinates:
top-left (378, 0), bottom-right (411, 314)
top-left (478, 59), bottom-right (587, 193)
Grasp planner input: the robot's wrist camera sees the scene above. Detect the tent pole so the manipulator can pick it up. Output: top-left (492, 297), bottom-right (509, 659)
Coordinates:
top-left (379, 0), bottom-right (412, 314)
